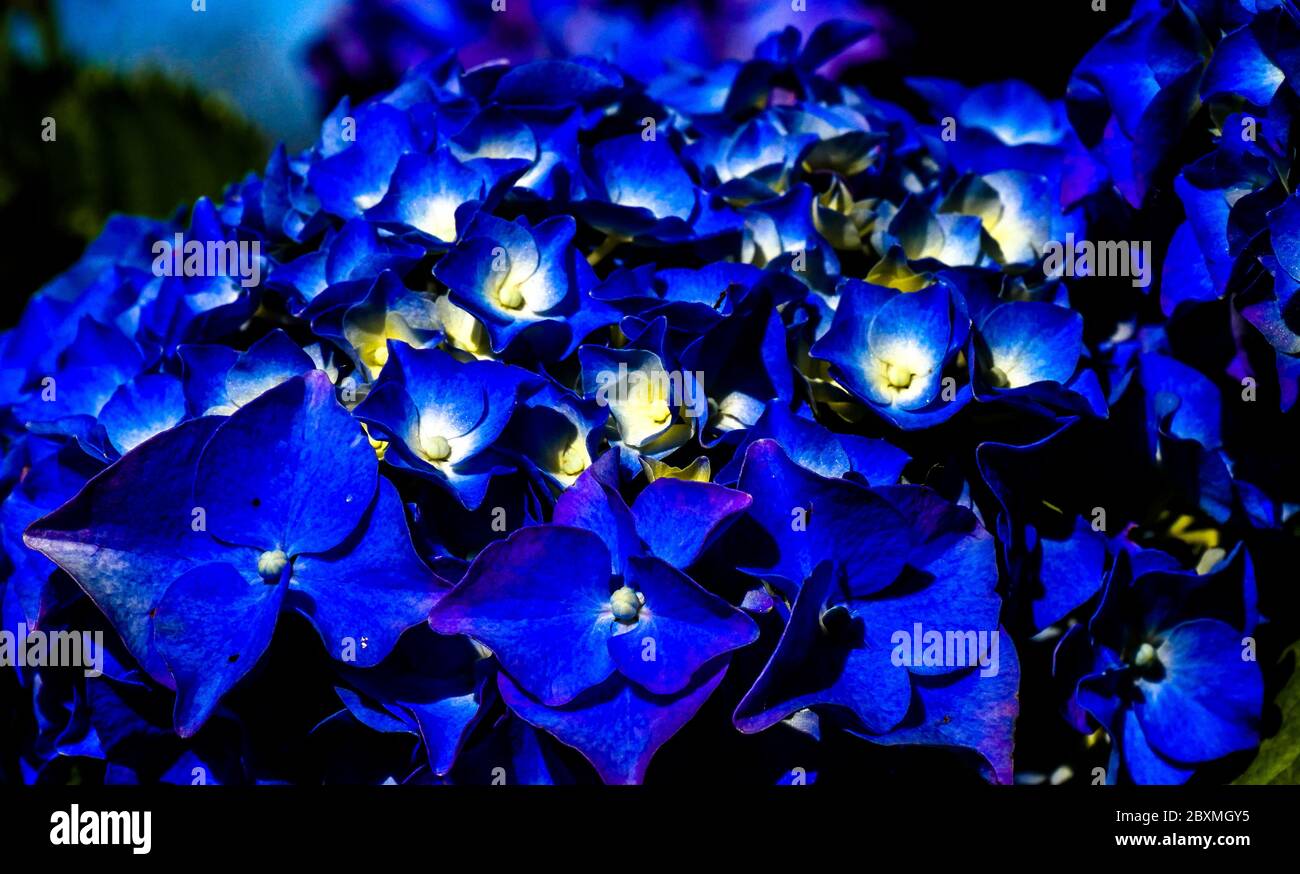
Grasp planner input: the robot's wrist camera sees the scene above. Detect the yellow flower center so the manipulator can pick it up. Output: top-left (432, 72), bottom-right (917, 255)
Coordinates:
top-left (420, 434), bottom-right (452, 462)
top-left (362, 342), bottom-right (389, 372)
top-left (885, 362), bottom-right (915, 389)
top-left (609, 586), bottom-right (643, 624)
top-left (558, 441), bottom-right (588, 477)
top-left (257, 549), bottom-right (289, 583)
top-left (498, 283), bottom-right (525, 310)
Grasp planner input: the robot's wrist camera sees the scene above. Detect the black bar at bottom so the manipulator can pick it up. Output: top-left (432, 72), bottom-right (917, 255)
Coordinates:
top-left (0, 785), bottom-right (1293, 860)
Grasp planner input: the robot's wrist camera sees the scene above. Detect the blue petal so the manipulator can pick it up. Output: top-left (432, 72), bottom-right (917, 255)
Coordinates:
top-left (1036, 518), bottom-right (1108, 631)
top-left (1159, 221), bottom-right (1217, 315)
top-left (308, 103), bottom-right (415, 217)
top-left (429, 526), bottom-right (616, 706)
top-left (153, 561), bottom-right (285, 736)
top-left (498, 662), bottom-right (726, 785)
top-left (179, 344), bottom-right (238, 416)
top-left (291, 478), bottom-right (444, 666)
top-left (1174, 173), bottom-right (1234, 293)
top-left (335, 686), bottom-right (413, 736)
top-left (962, 81), bottom-right (1062, 146)
top-left (25, 417), bottom-right (228, 685)
top-left (589, 134), bottom-right (696, 221)
top-left (715, 403), bottom-right (857, 483)
top-left (734, 562), bottom-right (912, 734)
top-left (356, 342), bottom-right (535, 473)
top-left (337, 632), bottom-right (485, 776)
top-left (631, 478), bottom-right (751, 569)
top-left (860, 628), bottom-right (1020, 784)
top-left (1138, 353), bottom-right (1222, 450)
top-left (324, 218), bottom-right (424, 290)
top-left (1122, 707), bottom-right (1196, 785)
top-left (1268, 191), bottom-right (1300, 284)
top-left (860, 486), bottom-right (1002, 676)
top-left (97, 373), bottom-right (186, 456)
top-left (16, 318), bottom-right (143, 423)
top-left (1201, 24), bottom-right (1284, 105)
top-left (977, 301), bottom-right (1082, 389)
top-left (1133, 619), bottom-right (1263, 764)
top-left (491, 59), bottom-right (623, 109)
top-left (609, 555), bottom-right (757, 695)
top-left (224, 329), bottom-right (316, 409)
top-left (365, 149), bottom-right (486, 242)
top-left (194, 372), bottom-right (377, 555)
top-left (734, 440), bottom-right (913, 598)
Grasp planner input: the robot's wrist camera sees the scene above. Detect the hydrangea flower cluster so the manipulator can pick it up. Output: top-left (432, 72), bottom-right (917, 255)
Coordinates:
top-left (2, 3), bottom-right (1297, 786)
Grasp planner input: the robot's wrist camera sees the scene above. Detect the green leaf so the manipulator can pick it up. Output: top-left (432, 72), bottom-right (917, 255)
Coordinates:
top-left (2, 48), bottom-right (268, 314)
top-left (1234, 642), bottom-right (1300, 785)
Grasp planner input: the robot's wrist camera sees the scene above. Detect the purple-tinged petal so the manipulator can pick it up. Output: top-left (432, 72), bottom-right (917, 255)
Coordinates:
top-left (735, 439), bottom-right (912, 598)
top-left (631, 478), bottom-right (751, 569)
top-left (429, 526), bottom-right (616, 706)
top-left (24, 417), bottom-right (227, 685)
top-left (859, 629), bottom-right (1020, 784)
top-left (551, 469), bottom-right (642, 575)
top-left (608, 555), bottom-right (757, 695)
top-left (498, 662), bottom-right (726, 785)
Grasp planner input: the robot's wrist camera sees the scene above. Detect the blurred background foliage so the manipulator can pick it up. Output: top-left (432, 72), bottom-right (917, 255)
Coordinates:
top-left (0, 0), bottom-right (268, 325)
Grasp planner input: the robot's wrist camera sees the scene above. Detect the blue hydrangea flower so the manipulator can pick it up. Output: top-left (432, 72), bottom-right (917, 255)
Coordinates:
top-left (574, 133), bottom-right (719, 242)
top-left (500, 378), bottom-right (607, 490)
top-left (1057, 545), bottom-right (1263, 784)
top-left (179, 329), bottom-right (317, 417)
top-left (810, 279), bottom-right (971, 429)
top-left (5, 3), bottom-right (1296, 789)
top-left (731, 440), bottom-right (1018, 782)
top-left (308, 270), bottom-right (442, 382)
top-left (971, 300), bottom-right (1107, 416)
top-left (267, 218), bottom-right (425, 315)
top-left (429, 524), bottom-right (758, 783)
top-left (308, 102), bottom-right (421, 218)
top-left (354, 341), bottom-right (540, 508)
top-left (434, 214), bottom-right (616, 358)
top-left (579, 344), bottom-right (701, 458)
top-left (26, 373), bottom-right (443, 735)
top-left (365, 148), bottom-right (497, 245)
